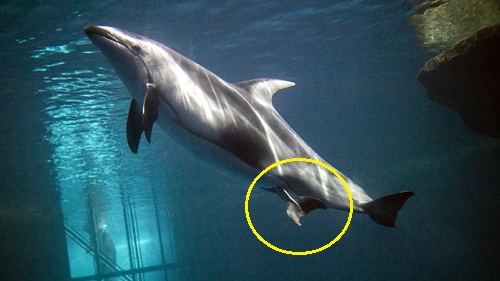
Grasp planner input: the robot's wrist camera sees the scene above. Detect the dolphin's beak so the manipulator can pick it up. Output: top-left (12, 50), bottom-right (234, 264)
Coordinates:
top-left (84, 25), bottom-right (120, 46)
top-left (84, 25), bottom-right (106, 38)
top-left (85, 25), bottom-right (150, 106)
top-left (84, 25), bottom-right (99, 36)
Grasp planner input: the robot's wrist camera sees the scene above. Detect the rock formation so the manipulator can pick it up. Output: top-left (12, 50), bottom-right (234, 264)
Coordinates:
top-left (411, 0), bottom-right (500, 51)
top-left (418, 24), bottom-right (500, 138)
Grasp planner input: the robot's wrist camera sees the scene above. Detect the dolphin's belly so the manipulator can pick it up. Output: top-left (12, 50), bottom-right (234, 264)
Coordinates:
top-left (156, 108), bottom-right (372, 212)
top-left (156, 114), bottom-right (284, 188)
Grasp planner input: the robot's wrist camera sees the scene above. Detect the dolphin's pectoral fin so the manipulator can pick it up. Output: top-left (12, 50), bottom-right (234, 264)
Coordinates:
top-left (286, 196), bottom-right (326, 226)
top-left (126, 83), bottom-right (160, 152)
top-left (143, 83), bottom-right (160, 143)
top-left (126, 98), bottom-right (144, 153)
top-left (260, 186), bottom-right (280, 194)
top-left (361, 191), bottom-right (414, 227)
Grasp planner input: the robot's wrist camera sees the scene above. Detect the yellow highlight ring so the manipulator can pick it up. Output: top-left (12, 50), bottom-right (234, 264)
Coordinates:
top-left (244, 158), bottom-right (353, 255)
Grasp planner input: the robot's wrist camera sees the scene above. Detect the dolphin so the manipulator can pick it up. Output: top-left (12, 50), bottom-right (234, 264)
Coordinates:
top-left (85, 25), bottom-right (414, 227)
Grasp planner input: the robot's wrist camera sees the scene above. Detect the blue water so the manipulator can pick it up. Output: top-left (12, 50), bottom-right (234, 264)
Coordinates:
top-left (1, 1), bottom-right (499, 280)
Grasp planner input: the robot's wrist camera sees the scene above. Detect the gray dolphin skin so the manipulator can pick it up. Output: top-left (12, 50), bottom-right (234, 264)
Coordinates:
top-left (85, 25), bottom-right (414, 227)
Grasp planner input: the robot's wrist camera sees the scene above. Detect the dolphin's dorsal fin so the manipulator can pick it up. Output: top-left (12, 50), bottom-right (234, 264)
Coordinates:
top-left (126, 98), bottom-right (144, 153)
top-left (234, 79), bottom-right (295, 103)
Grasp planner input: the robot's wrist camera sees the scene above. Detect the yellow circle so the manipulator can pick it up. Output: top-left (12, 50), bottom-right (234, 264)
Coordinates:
top-left (244, 157), bottom-right (353, 255)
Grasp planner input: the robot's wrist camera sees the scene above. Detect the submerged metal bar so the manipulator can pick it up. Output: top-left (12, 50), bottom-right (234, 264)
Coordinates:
top-left (71, 262), bottom-right (184, 281)
top-left (64, 224), bottom-right (93, 253)
top-left (128, 195), bottom-right (143, 280)
top-left (152, 184), bottom-right (167, 266)
top-left (64, 224), bottom-right (132, 281)
top-left (164, 199), bottom-right (176, 263)
top-left (121, 192), bottom-right (135, 280)
top-left (87, 201), bottom-right (102, 278)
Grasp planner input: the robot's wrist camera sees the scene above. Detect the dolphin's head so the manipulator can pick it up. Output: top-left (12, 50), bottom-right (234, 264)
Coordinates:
top-left (85, 25), bottom-right (163, 102)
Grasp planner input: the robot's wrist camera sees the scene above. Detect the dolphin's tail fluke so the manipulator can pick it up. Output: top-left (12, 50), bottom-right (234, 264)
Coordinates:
top-left (361, 191), bottom-right (414, 227)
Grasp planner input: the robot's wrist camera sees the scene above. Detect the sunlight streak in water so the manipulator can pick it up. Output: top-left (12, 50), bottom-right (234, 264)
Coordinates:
top-left (34, 36), bottom-right (178, 279)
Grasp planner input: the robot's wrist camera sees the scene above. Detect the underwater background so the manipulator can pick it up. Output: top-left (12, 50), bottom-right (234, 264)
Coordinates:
top-left (0, 1), bottom-right (499, 280)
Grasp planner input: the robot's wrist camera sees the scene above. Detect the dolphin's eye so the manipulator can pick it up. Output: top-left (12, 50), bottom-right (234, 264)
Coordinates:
top-left (132, 44), bottom-right (142, 53)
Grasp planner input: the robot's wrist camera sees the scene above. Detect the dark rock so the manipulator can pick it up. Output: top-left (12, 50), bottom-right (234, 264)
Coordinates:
top-left (418, 24), bottom-right (500, 138)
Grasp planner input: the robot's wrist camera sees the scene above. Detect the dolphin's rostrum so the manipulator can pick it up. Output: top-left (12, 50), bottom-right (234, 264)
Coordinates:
top-left (85, 25), bottom-right (414, 227)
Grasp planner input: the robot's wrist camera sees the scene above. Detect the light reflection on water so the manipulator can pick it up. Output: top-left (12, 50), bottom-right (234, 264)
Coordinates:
top-left (34, 35), bottom-right (178, 279)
